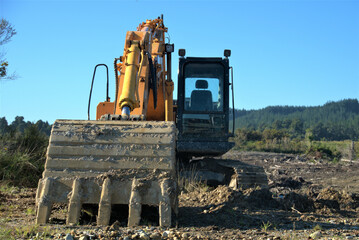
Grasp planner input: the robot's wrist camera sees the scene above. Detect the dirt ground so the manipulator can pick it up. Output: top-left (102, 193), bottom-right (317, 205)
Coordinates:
top-left (1, 151), bottom-right (359, 239)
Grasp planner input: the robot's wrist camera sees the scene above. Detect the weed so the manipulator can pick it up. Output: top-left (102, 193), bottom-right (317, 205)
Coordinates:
top-left (0, 224), bottom-right (42, 239)
top-left (0, 227), bottom-right (13, 240)
top-left (59, 208), bottom-right (68, 214)
top-left (8, 205), bottom-right (17, 210)
top-left (312, 224), bottom-right (322, 231)
top-left (0, 217), bottom-right (11, 223)
top-left (0, 184), bottom-right (19, 194)
top-left (25, 207), bottom-right (35, 216)
top-left (178, 165), bottom-right (211, 193)
top-left (261, 221), bottom-right (272, 232)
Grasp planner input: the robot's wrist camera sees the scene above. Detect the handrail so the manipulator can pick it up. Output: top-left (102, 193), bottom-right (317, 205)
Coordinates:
top-left (230, 66), bottom-right (235, 136)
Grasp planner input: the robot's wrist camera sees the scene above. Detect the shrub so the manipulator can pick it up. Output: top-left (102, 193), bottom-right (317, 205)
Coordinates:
top-left (0, 123), bottom-right (48, 187)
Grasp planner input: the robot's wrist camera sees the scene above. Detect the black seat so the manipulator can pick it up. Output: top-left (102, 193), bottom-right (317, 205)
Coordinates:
top-left (190, 80), bottom-right (213, 111)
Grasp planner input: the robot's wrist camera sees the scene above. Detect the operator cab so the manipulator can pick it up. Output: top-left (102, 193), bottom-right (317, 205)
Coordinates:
top-left (176, 49), bottom-right (234, 158)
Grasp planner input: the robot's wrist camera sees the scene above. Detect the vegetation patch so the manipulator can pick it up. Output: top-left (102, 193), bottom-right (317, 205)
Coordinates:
top-left (0, 117), bottom-right (50, 187)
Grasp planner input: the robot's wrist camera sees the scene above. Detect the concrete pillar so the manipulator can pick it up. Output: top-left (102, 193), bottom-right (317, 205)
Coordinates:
top-left (36, 178), bottom-right (53, 224)
top-left (128, 178), bottom-right (142, 226)
top-left (159, 179), bottom-right (171, 227)
top-left (97, 178), bottom-right (112, 226)
top-left (66, 178), bottom-right (82, 225)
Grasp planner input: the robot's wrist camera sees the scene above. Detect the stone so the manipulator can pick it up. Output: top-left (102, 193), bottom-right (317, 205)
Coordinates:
top-left (88, 234), bottom-right (96, 240)
top-left (309, 231), bottom-right (321, 239)
top-left (162, 231), bottom-right (170, 238)
top-left (131, 233), bottom-right (139, 239)
top-left (110, 220), bottom-right (120, 230)
top-left (149, 232), bottom-right (161, 240)
top-left (64, 234), bottom-right (74, 240)
top-left (110, 231), bottom-right (117, 238)
top-left (182, 232), bottom-right (190, 239)
top-left (11, 188), bottom-right (19, 194)
top-left (79, 235), bottom-right (89, 240)
top-left (139, 232), bottom-right (149, 240)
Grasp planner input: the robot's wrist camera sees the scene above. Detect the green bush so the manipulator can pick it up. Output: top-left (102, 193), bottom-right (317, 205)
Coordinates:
top-left (0, 123), bottom-right (48, 187)
top-left (233, 126), bottom-right (355, 160)
top-left (306, 142), bottom-right (341, 160)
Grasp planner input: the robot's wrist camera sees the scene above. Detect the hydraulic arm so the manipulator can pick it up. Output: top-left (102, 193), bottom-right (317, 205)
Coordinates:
top-left (97, 17), bottom-right (174, 122)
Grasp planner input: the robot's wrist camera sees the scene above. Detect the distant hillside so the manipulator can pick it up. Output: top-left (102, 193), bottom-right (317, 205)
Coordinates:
top-left (233, 99), bottom-right (359, 141)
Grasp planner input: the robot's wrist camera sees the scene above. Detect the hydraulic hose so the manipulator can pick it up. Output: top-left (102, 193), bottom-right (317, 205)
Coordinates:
top-left (113, 58), bottom-right (120, 114)
top-left (145, 51), bottom-right (157, 109)
top-left (88, 64), bottom-right (109, 120)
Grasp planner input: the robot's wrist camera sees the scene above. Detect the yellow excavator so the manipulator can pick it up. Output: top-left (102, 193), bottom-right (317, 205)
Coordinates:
top-left (35, 16), bottom-right (263, 227)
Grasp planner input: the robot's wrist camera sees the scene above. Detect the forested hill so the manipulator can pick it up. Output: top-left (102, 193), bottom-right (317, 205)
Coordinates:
top-left (233, 99), bottom-right (359, 141)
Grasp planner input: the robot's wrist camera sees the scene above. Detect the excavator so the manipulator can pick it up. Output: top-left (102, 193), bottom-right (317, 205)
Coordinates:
top-left (35, 16), bottom-right (266, 227)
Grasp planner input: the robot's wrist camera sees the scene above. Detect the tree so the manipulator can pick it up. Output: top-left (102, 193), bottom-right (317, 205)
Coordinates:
top-left (10, 116), bottom-right (27, 133)
top-left (0, 18), bottom-right (17, 80)
top-left (0, 117), bottom-right (9, 134)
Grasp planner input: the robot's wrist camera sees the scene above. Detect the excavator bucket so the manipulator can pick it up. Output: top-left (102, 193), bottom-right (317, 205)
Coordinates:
top-left (35, 120), bottom-right (177, 227)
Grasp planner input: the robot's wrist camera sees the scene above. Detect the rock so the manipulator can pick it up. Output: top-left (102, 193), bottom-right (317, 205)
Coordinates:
top-left (131, 233), bottom-right (139, 239)
top-left (88, 234), bottom-right (96, 240)
top-left (110, 231), bottom-right (117, 238)
top-left (110, 220), bottom-right (121, 230)
top-left (182, 232), bottom-right (190, 239)
top-left (139, 232), bottom-right (149, 240)
top-left (55, 233), bottom-right (63, 238)
top-left (145, 226), bottom-right (155, 231)
top-left (10, 188), bottom-right (19, 194)
top-left (79, 235), bottom-right (89, 240)
top-left (149, 232), bottom-right (161, 240)
top-left (346, 236), bottom-right (354, 239)
top-left (162, 231), bottom-right (170, 238)
top-left (64, 234), bottom-right (74, 240)
top-left (123, 237), bottom-right (131, 240)
top-left (309, 231), bottom-right (321, 239)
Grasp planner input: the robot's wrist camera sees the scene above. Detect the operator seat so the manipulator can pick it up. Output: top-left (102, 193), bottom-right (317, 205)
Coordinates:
top-left (190, 80), bottom-right (213, 111)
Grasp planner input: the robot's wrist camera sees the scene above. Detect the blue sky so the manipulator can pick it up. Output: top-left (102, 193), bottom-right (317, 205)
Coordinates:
top-left (1, 0), bottom-right (358, 123)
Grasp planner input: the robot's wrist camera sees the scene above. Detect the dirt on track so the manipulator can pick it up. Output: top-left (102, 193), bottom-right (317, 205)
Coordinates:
top-left (1, 151), bottom-right (359, 239)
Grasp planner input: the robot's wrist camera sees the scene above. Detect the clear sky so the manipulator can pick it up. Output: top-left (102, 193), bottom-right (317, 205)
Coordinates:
top-left (1, 0), bottom-right (358, 123)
